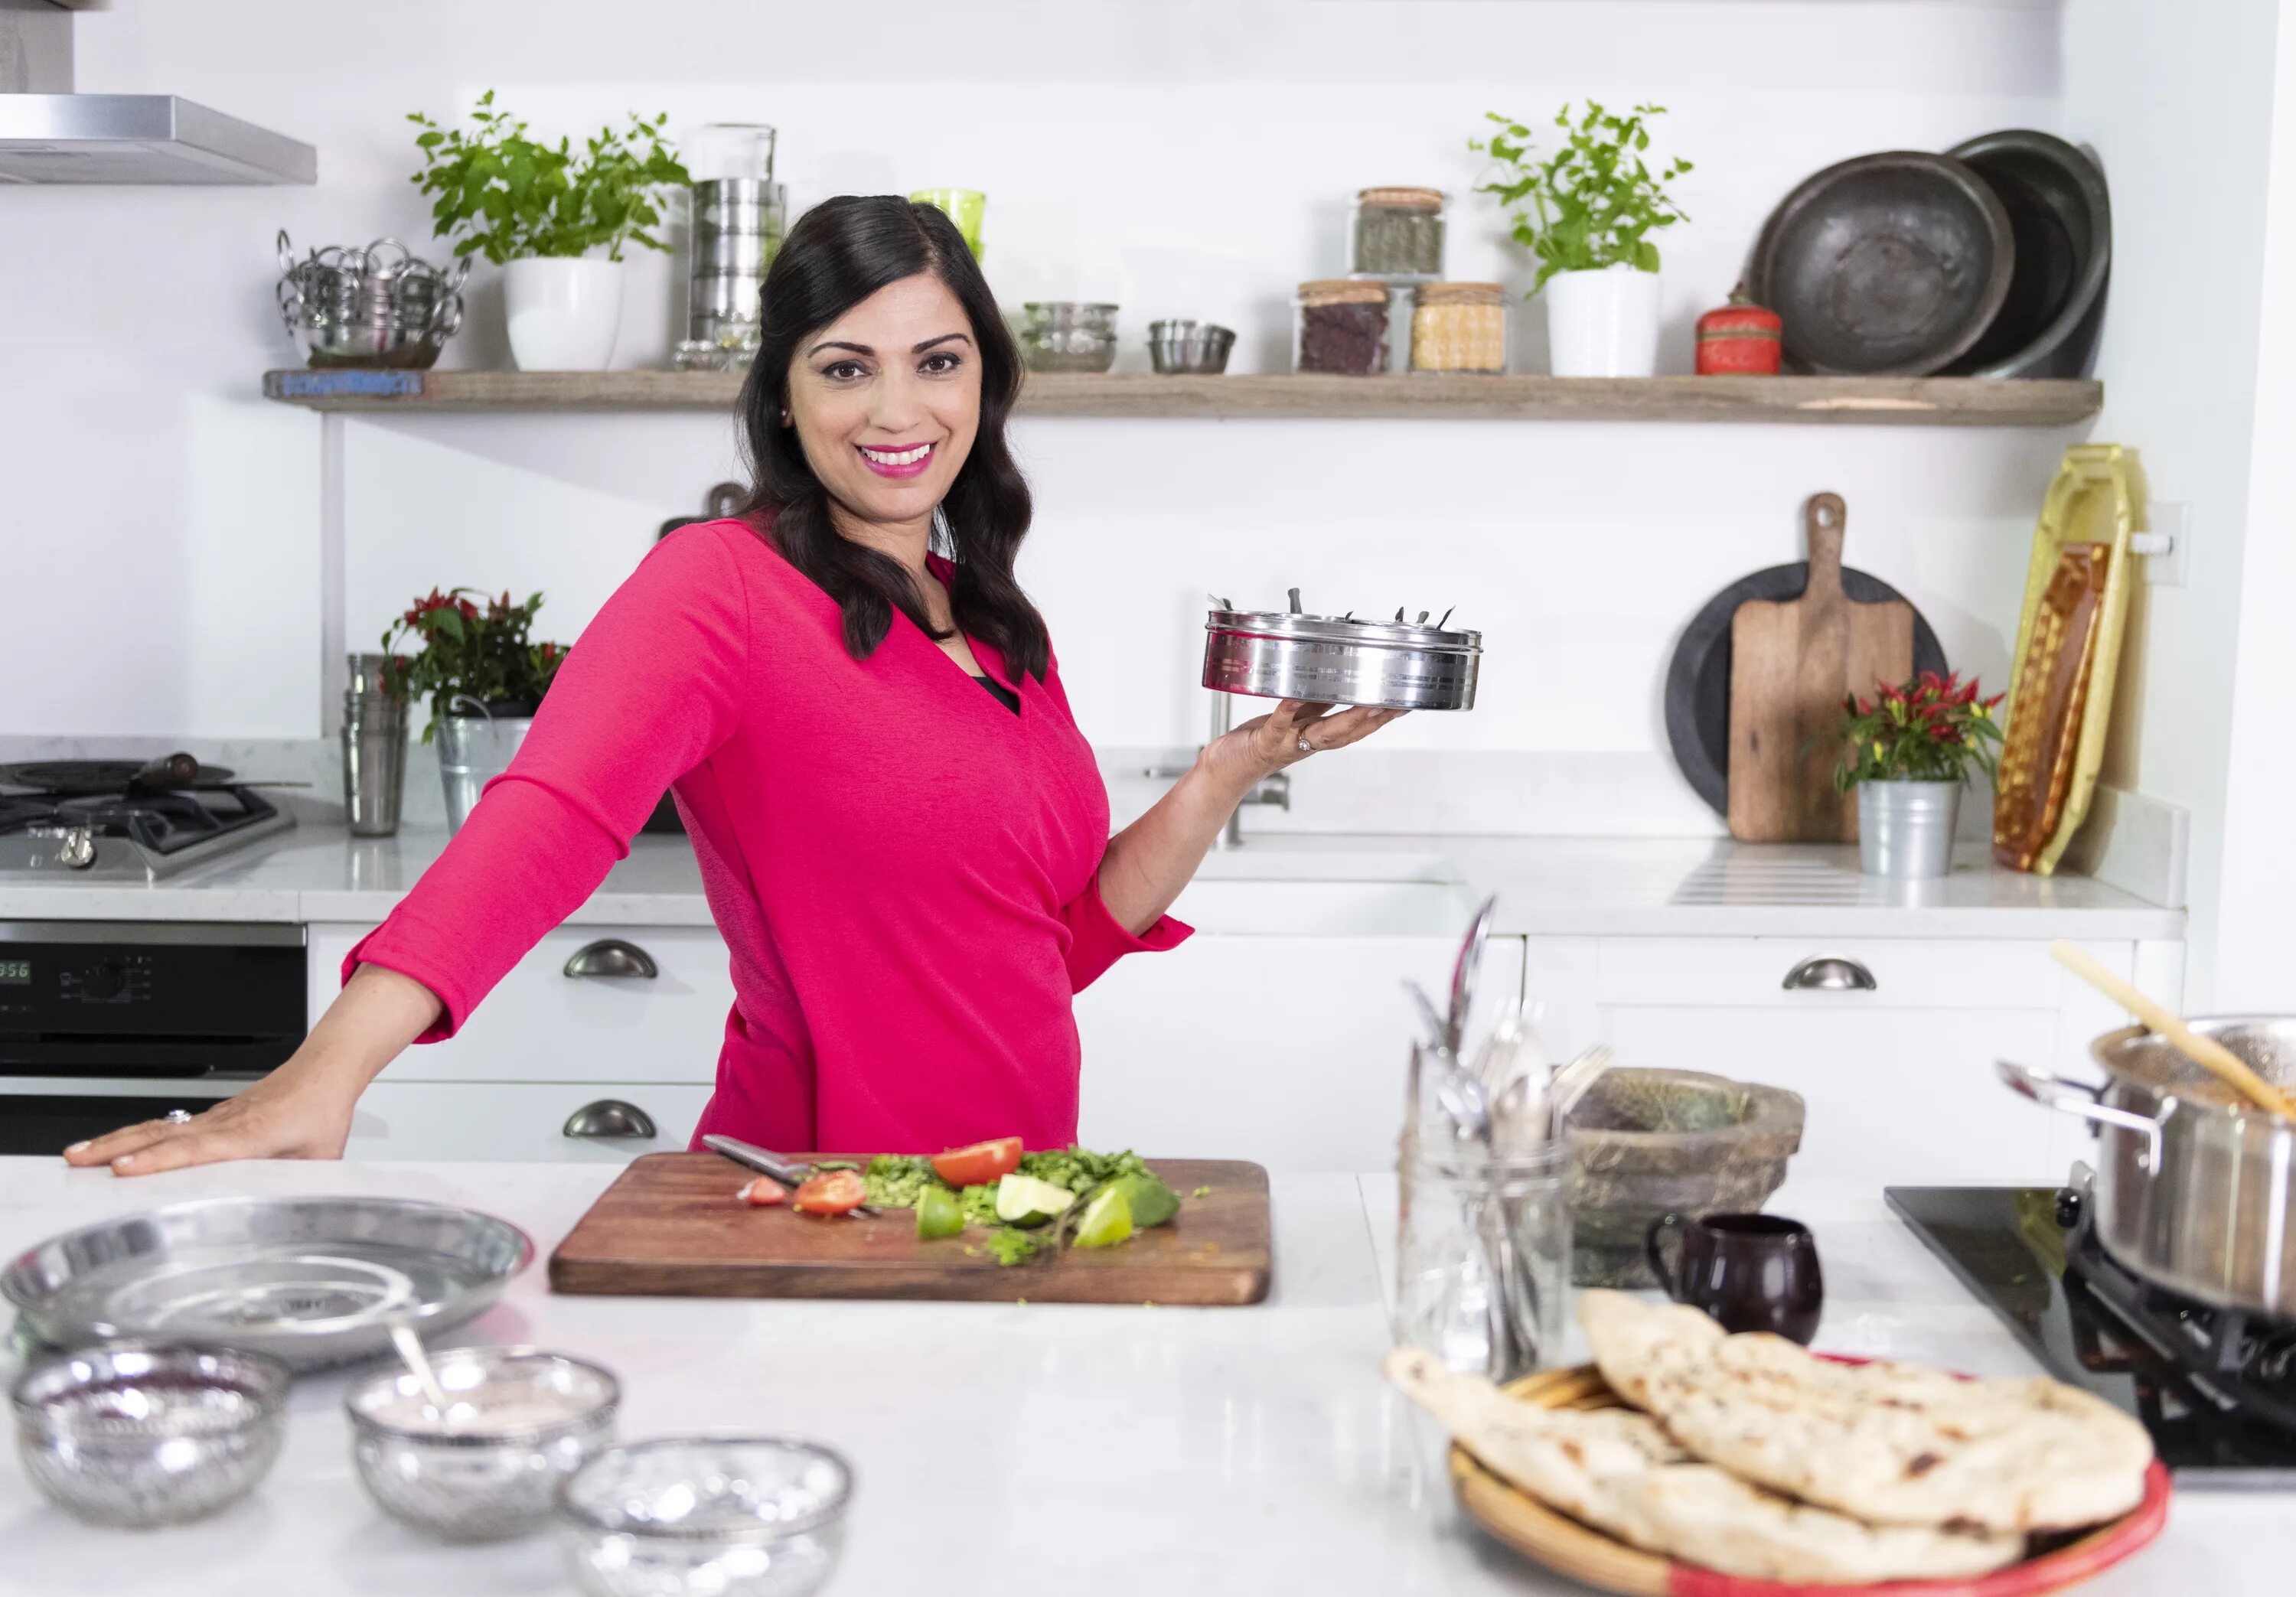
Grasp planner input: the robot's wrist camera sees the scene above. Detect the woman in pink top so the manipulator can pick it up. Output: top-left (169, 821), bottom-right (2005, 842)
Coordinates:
top-left (71, 196), bottom-right (1403, 1176)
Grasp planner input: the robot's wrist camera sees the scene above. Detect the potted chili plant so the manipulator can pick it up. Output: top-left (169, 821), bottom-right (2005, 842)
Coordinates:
top-left (1833, 670), bottom-right (2005, 878)
top-left (1471, 102), bottom-right (1691, 376)
top-left (381, 588), bottom-right (566, 832)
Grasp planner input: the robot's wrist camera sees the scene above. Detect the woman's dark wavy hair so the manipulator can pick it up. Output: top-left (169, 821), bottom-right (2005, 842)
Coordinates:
top-left (735, 195), bottom-right (1047, 679)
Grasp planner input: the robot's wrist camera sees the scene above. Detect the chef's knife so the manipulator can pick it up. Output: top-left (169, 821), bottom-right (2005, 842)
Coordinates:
top-left (703, 1134), bottom-right (880, 1216)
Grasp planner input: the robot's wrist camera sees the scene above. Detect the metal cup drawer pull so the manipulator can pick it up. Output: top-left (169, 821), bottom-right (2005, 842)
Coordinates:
top-left (1780, 955), bottom-right (1878, 992)
top-left (562, 939), bottom-right (658, 979)
top-left (563, 1100), bottom-right (659, 1140)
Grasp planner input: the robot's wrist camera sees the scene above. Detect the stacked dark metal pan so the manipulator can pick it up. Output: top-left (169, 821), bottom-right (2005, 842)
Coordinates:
top-left (1746, 130), bottom-right (2110, 379)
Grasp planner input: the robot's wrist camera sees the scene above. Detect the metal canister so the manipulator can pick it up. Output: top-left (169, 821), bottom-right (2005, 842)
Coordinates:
top-left (341, 654), bottom-right (408, 838)
top-left (1202, 596), bottom-right (1481, 711)
top-left (1695, 282), bottom-right (1785, 375)
top-left (679, 177), bottom-right (787, 369)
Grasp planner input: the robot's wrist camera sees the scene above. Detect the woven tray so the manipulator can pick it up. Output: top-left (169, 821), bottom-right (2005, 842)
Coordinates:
top-left (1448, 1363), bottom-right (2171, 1597)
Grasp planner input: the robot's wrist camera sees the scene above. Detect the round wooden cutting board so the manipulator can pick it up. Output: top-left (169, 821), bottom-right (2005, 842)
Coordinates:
top-left (1446, 1363), bottom-right (2171, 1597)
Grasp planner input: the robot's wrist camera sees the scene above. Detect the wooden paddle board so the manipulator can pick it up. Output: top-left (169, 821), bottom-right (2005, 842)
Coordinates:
top-left (549, 1152), bottom-right (1272, 1305)
top-left (1727, 493), bottom-right (1916, 842)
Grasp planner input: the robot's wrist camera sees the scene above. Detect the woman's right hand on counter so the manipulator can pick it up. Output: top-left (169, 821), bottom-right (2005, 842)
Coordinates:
top-left (62, 963), bottom-right (443, 1176)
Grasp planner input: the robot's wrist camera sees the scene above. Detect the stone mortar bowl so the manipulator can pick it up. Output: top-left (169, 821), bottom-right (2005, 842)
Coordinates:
top-left (1565, 1067), bottom-right (1806, 1288)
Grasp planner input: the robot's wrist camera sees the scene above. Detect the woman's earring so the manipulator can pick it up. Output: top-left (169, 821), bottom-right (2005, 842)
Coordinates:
top-left (780, 410), bottom-right (792, 426)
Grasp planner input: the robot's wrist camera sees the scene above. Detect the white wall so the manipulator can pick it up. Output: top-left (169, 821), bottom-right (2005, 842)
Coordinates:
top-left (2061, 0), bottom-right (2281, 1002)
top-left (3, 2), bottom-right (2073, 824)
top-left (2215, 4), bottom-right (2296, 1013)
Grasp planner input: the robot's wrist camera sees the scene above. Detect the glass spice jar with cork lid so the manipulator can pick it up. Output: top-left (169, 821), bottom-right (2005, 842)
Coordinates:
top-left (1411, 282), bottom-right (1508, 373)
top-left (1350, 187), bottom-right (1447, 279)
top-left (1294, 280), bottom-right (1391, 374)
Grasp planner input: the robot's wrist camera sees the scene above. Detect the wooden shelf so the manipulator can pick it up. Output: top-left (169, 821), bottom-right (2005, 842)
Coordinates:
top-left (262, 368), bottom-right (2102, 427)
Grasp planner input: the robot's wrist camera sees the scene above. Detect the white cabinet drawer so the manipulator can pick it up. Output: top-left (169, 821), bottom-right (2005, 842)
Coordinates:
top-left (1605, 1005), bottom-right (2063, 1193)
top-left (349, 1081), bottom-right (713, 1162)
top-left (1593, 937), bottom-right (2133, 1012)
top-left (311, 924), bottom-right (732, 1084)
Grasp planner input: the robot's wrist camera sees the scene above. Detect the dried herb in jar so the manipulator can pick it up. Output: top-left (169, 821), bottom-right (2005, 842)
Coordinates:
top-left (1351, 187), bottom-right (1446, 279)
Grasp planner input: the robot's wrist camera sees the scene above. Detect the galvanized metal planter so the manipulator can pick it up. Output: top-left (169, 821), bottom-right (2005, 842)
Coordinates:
top-left (1857, 778), bottom-right (1960, 878)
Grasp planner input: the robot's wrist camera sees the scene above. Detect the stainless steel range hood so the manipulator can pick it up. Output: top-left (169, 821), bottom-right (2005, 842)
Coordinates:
top-left (0, 4), bottom-right (315, 185)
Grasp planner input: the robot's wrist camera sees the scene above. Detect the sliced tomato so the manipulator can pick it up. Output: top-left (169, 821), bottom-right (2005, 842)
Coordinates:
top-left (735, 1176), bottom-right (788, 1207)
top-left (793, 1168), bottom-right (869, 1216)
top-left (931, 1136), bottom-right (1023, 1188)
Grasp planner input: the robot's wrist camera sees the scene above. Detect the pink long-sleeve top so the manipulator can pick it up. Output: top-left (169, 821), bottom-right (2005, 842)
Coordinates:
top-left (347, 517), bottom-right (1190, 1153)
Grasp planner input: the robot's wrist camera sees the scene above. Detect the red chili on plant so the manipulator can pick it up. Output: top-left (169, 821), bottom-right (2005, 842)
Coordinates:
top-left (1832, 669), bottom-right (2005, 795)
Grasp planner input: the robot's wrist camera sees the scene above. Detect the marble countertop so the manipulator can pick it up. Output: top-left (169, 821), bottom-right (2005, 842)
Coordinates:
top-left (0, 1157), bottom-right (2263, 1594)
top-left (0, 824), bottom-right (2182, 939)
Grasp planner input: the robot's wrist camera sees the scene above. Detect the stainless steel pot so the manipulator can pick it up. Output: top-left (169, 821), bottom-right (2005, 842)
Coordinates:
top-left (1203, 594), bottom-right (1480, 710)
top-left (1999, 1015), bottom-right (2296, 1318)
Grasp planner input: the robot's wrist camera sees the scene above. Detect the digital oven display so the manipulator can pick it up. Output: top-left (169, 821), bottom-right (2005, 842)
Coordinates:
top-left (0, 960), bottom-right (28, 986)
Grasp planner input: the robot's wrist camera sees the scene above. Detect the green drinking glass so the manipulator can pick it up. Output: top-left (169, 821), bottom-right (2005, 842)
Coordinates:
top-left (909, 187), bottom-right (986, 259)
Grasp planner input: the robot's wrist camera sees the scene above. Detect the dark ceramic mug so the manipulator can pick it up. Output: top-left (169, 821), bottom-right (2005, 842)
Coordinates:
top-left (1645, 1211), bottom-right (1824, 1344)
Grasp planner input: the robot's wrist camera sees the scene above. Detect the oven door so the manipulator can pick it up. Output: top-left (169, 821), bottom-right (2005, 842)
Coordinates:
top-left (0, 921), bottom-right (306, 1078)
top-left (0, 1078), bottom-right (241, 1155)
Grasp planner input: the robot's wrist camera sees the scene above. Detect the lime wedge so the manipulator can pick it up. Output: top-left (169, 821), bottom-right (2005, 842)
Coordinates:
top-left (993, 1174), bottom-right (1075, 1228)
top-left (916, 1185), bottom-right (964, 1241)
top-left (1073, 1185), bottom-right (1133, 1249)
top-left (1110, 1173), bottom-right (1179, 1229)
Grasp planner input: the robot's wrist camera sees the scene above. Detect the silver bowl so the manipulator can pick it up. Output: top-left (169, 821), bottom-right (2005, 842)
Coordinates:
top-left (12, 1344), bottom-right (289, 1527)
top-left (1147, 319), bottom-right (1235, 375)
top-left (347, 1346), bottom-right (619, 1542)
top-left (1, 1194), bottom-right (535, 1372)
top-left (555, 1436), bottom-right (853, 1597)
top-left (276, 231), bottom-right (468, 370)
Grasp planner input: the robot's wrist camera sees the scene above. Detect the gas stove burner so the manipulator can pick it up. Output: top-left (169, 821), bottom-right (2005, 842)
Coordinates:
top-left (0, 758), bottom-right (235, 796)
top-left (2245, 1328), bottom-right (2296, 1394)
top-left (0, 757), bottom-right (292, 880)
top-left (2056, 1181), bottom-right (2296, 1432)
top-left (1889, 1179), bottom-right (2296, 1483)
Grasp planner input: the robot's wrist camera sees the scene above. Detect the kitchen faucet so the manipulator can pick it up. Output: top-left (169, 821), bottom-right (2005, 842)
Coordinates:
top-left (1146, 689), bottom-right (1290, 850)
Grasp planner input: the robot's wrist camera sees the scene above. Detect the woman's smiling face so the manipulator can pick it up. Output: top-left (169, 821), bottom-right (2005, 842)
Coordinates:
top-left (784, 272), bottom-right (981, 533)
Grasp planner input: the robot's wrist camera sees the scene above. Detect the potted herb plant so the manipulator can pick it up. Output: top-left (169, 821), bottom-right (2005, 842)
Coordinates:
top-left (409, 91), bottom-right (690, 370)
top-left (1471, 103), bottom-right (1691, 376)
top-left (1834, 671), bottom-right (2005, 879)
top-left (381, 588), bottom-right (567, 832)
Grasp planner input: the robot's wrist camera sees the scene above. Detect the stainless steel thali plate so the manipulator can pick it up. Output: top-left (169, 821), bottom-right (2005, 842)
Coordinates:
top-left (1, 1196), bottom-right (533, 1371)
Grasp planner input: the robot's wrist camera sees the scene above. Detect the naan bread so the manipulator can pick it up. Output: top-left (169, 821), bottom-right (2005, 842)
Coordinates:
top-left (1578, 1290), bottom-right (2154, 1533)
top-left (1384, 1348), bottom-right (2024, 1584)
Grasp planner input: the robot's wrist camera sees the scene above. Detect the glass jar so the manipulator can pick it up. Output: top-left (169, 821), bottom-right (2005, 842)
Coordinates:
top-left (1020, 301), bottom-right (1118, 373)
top-left (1293, 280), bottom-right (1391, 375)
top-left (1351, 187), bottom-right (1446, 280)
top-left (1394, 1129), bottom-right (1570, 1384)
top-left (689, 123), bottom-right (776, 184)
top-left (1411, 282), bottom-right (1508, 373)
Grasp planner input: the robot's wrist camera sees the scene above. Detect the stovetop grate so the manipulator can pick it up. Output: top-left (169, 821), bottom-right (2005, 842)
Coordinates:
top-left (1888, 1181), bottom-right (2296, 1485)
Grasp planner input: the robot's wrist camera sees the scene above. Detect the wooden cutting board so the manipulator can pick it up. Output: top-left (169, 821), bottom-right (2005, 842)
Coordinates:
top-left (1727, 494), bottom-right (1916, 842)
top-left (549, 1153), bottom-right (1272, 1305)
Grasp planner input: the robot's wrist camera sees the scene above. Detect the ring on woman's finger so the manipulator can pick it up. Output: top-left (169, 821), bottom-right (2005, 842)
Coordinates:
top-left (1296, 736), bottom-right (1313, 754)
top-left (163, 1108), bottom-right (192, 1124)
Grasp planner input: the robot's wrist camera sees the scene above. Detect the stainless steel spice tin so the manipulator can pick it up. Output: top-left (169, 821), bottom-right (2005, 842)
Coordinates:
top-left (1202, 602), bottom-right (1480, 710)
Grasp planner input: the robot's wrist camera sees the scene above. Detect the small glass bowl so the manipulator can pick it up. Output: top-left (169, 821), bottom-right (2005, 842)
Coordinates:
top-left (12, 1344), bottom-right (290, 1527)
top-left (347, 1346), bottom-right (619, 1543)
top-left (1020, 301), bottom-right (1119, 373)
top-left (555, 1436), bottom-right (853, 1597)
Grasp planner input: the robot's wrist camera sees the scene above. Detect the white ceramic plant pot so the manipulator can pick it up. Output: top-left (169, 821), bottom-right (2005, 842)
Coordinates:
top-left (1544, 265), bottom-right (1661, 377)
top-left (503, 256), bottom-right (624, 370)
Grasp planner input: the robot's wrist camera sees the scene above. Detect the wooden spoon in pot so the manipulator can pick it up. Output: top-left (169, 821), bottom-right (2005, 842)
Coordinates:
top-left (2050, 940), bottom-right (2296, 1119)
